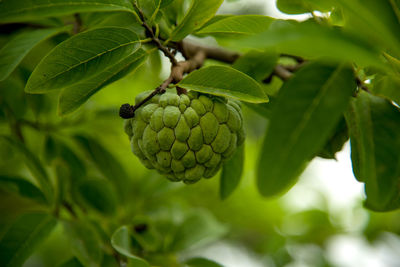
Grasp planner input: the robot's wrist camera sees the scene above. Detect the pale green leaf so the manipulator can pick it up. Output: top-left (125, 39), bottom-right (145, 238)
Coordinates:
top-left (25, 27), bottom-right (140, 93)
top-left (257, 62), bottom-right (355, 197)
top-left (58, 49), bottom-right (147, 115)
top-left (169, 0), bottom-right (224, 41)
top-left (0, 26), bottom-right (71, 81)
top-left (0, 0), bottom-right (135, 23)
top-left (220, 144), bottom-right (244, 200)
top-left (0, 212), bottom-right (57, 267)
top-left (178, 66), bottom-right (268, 103)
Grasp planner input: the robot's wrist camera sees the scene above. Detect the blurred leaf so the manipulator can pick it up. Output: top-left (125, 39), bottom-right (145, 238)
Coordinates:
top-left (336, 0), bottom-right (400, 58)
top-left (169, 0), bottom-right (224, 41)
top-left (371, 75), bottom-right (400, 105)
top-left (0, 26), bottom-right (71, 81)
top-left (77, 179), bottom-right (118, 216)
top-left (317, 117), bottom-right (349, 159)
top-left (196, 15), bottom-right (274, 37)
top-left (138, 0), bottom-right (161, 23)
top-left (160, 0), bottom-right (175, 8)
top-left (0, 212), bottom-right (57, 267)
top-left (277, 0), bottom-right (335, 14)
top-left (185, 257), bottom-right (223, 267)
top-left (345, 91), bottom-right (400, 211)
top-left (74, 135), bottom-right (129, 200)
top-left (257, 62), bottom-right (355, 197)
top-left (63, 221), bottom-right (103, 267)
top-left (0, 136), bottom-right (53, 203)
top-left (178, 66), bottom-right (268, 103)
top-left (171, 209), bottom-right (227, 251)
top-left (129, 218), bottom-right (161, 252)
top-left (0, 175), bottom-right (47, 204)
top-left (58, 257), bottom-right (84, 267)
top-left (239, 20), bottom-right (388, 71)
top-left (58, 48), bottom-right (148, 115)
top-left (111, 226), bottom-right (150, 267)
top-left (233, 50), bottom-right (278, 82)
top-left (220, 144), bottom-right (244, 200)
top-left (25, 27), bottom-right (140, 93)
top-left (0, 0), bottom-right (135, 23)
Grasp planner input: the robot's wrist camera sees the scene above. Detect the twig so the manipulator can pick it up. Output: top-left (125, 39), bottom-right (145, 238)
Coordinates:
top-left (73, 13), bottom-right (82, 34)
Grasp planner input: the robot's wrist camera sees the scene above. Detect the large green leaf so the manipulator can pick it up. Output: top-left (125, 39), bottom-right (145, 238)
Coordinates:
top-left (232, 50), bottom-right (278, 82)
top-left (0, 175), bottom-right (47, 204)
top-left (0, 136), bottom-right (53, 203)
top-left (63, 221), bottom-right (103, 267)
top-left (0, 212), bottom-right (57, 267)
top-left (185, 257), bottom-right (223, 267)
top-left (196, 15), bottom-right (274, 37)
top-left (257, 62), bottom-right (355, 197)
top-left (138, 0), bottom-right (162, 23)
top-left (58, 258), bottom-right (84, 267)
top-left (345, 92), bottom-right (400, 211)
top-left (111, 226), bottom-right (150, 267)
top-left (0, 26), bottom-right (71, 81)
top-left (77, 179), bottom-right (118, 216)
top-left (58, 48), bottom-right (148, 115)
top-left (316, 117), bottom-right (349, 159)
top-left (371, 75), bottom-right (400, 105)
top-left (168, 0), bottom-right (224, 41)
top-left (25, 27), bottom-right (140, 93)
top-left (220, 144), bottom-right (244, 200)
top-left (240, 20), bottom-right (387, 71)
top-left (277, 0), bottom-right (335, 14)
top-left (178, 66), bottom-right (268, 103)
top-left (0, 0), bottom-right (135, 23)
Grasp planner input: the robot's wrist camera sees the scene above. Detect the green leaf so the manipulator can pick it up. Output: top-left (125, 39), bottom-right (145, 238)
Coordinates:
top-left (63, 221), bottom-right (103, 267)
top-left (277, 0), bottom-right (335, 14)
top-left (111, 226), bottom-right (150, 267)
top-left (371, 75), bottom-right (400, 105)
top-left (317, 117), bottom-right (349, 159)
top-left (0, 175), bottom-right (47, 204)
top-left (171, 209), bottom-right (227, 251)
top-left (239, 20), bottom-right (387, 71)
top-left (178, 66), bottom-right (268, 103)
top-left (345, 92), bottom-right (400, 211)
top-left (77, 179), bottom-right (118, 216)
top-left (58, 48), bottom-right (148, 115)
top-left (0, 26), bottom-right (71, 81)
top-left (138, 0), bottom-right (162, 23)
top-left (0, 212), bottom-right (57, 267)
top-left (233, 50), bottom-right (278, 82)
top-left (196, 15), bottom-right (274, 37)
top-left (220, 144), bottom-right (244, 200)
top-left (185, 257), bottom-right (223, 267)
top-left (0, 0), bottom-right (135, 23)
top-left (58, 257), bottom-right (84, 267)
top-left (169, 0), bottom-right (224, 41)
top-left (257, 62), bottom-right (356, 197)
top-left (0, 136), bottom-right (53, 203)
top-left (25, 27), bottom-right (140, 93)
top-left (73, 135), bottom-right (129, 199)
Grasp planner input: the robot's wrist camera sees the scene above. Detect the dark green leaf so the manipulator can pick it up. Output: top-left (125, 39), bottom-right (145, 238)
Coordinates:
top-left (74, 135), bottom-right (129, 199)
top-left (185, 257), bottom-right (223, 267)
top-left (277, 0), bottom-right (335, 14)
top-left (178, 66), bottom-right (268, 103)
top-left (0, 26), bottom-right (71, 81)
top-left (169, 0), bottom-right (224, 41)
top-left (138, 0), bottom-right (161, 23)
top-left (220, 144), bottom-right (244, 200)
top-left (0, 136), bottom-right (53, 203)
top-left (63, 221), bottom-right (103, 267)
top-left (317, 117), bottom-right (349, 159)
top-left (25, 27), bottom-right (140, 93)
top-left (58, 257), bottom-right (84, 267)
top-left (371, 75), bottom-right (400, 105)
top-left (239, 20), bottom-right (387, 71)
top-left (0, 175), bottom-right (47, 204)
top-left (345, 92), bottom-right (400, 211)
top-left (0, 212), bottom-right (57, 267)
top-left (111, 226), bottom-right (150, 267)
top-left (257, 62), bottom-right (356, 197)
top-left (196, 15), bottom-right (274, 37)
top-left (58, 48), bottom-right (148, 115)
top-left (77, 179), bottom-right (118, 216)
top-left (0, 0), bottom-right (135, 23)
top-left (233, 50), bottom-right (278, 82)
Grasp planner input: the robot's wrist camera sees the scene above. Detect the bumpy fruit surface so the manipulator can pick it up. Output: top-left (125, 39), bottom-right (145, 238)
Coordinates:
top-left (124, 91), bottom-right (245, 184)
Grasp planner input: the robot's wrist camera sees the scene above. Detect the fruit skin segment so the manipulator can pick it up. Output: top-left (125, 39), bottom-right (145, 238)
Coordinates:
top-left (124, 91), bottom-right (245, 184)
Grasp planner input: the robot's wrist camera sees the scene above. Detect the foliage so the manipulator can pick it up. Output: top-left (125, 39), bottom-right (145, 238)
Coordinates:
top-left (0, 0), bottom-right (400, 266)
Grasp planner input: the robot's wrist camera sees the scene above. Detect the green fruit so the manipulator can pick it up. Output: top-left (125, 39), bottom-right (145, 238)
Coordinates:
top-left (124, 91), bottom-right (245, 184)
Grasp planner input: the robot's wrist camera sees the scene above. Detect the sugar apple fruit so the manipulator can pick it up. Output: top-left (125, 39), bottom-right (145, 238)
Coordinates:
top-left (124, 91), bottom-right (245, 184)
